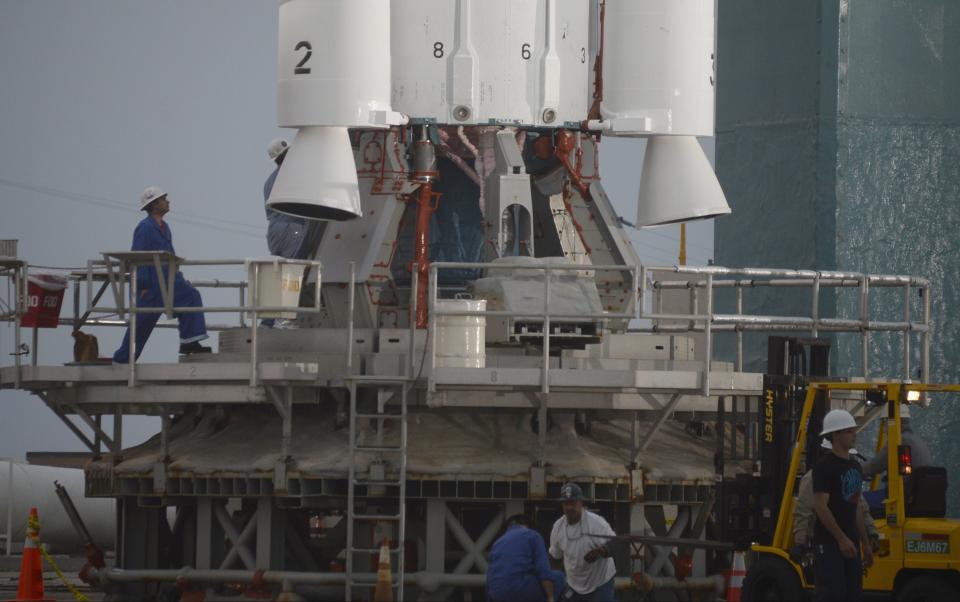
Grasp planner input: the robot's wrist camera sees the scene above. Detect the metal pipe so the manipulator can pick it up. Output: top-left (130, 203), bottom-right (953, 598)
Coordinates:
top-left (652, 277), bottom-right (917, 290)
top-left (55, 318), bottom-right (236, 331)
top-left (163, 254), bottom-right (175, 319)
top-left (129, 265), bottom-right (137, 387)
top-left (250, 262), bottom-right (259, 387)
top-left (903, 282), bottom-right (910, 379)
top-left (409, 266), bottom-right (418, 378)
top-left (430, 261), bottom-right (632, 272)
top-left (30, 326), bottom-right (38, 368)
top-left (922, 285), bottom-right (931, 382)
top-left (428, 264), bottom-right (438, 393)
top-left (346, 262), bottom-right (355, 375)
top-left (14, 265), bottom-right (23, 388)
top-left (735, 287), bottom-right (743, 371)
top-left (811, 273), bottom-right (820, 338)
top-left (635, 321), bottom-right (927, 334)
top-left (238, 285), bottom-right (246, 328)
top-left (85, 260), bottom-right (94, 321)
top-left (647, 265), bottom-right (927, 285)
top-left (121, 305), bottom-right (322, 314)
top-left (543, 265), bottom-right (551, 394)
top-left (92, 565), bottom-right (718, 595)
top-left (702, 274), bottom-right (713, 397)
top-left (860, 274), bottom-right (870, 378)
top-left (414, 181), bottom-right (435, 329)
top-left (92, 568), bottom-right (487, 592)
top-left (429, 309), bottom-right (633, 320)
top-left (634, 573), bottom-right (725, 593)
top-left (187, 280), bottom-right (245, 289)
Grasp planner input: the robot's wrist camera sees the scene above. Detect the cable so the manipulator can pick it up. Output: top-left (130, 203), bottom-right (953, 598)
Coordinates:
top-left (0, 176), bottom-right (265, 239)
top-left (618, 216), bottom-right (714, 253)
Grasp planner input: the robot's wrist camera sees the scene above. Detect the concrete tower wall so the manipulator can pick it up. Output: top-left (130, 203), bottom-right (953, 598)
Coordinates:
top-left (716, 0), bottom-right (960, 514)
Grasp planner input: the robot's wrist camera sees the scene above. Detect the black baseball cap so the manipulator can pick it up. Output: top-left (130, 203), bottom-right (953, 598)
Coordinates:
top-left (559, 482), bottom-right (584, 501)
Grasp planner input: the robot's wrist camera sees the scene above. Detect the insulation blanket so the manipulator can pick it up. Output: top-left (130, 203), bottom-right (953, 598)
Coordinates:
top-left (109, 408), bottom-right (722, 483)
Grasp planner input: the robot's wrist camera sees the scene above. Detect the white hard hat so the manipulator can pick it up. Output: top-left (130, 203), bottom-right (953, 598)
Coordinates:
top-left (267, 138), bottom-right (289, 161)
top-left (819, 409), bottom-right (857, 437)
top-left (900, 403), bottom-right (911, 419)
top-left (139, 186), bottom-right (167, 210)
top-left (821, 438), bottom-right (858, 455)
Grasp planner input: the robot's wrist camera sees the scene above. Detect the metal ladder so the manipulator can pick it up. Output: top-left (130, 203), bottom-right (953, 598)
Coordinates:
top-left (345, 378), bottom-right (408, 600)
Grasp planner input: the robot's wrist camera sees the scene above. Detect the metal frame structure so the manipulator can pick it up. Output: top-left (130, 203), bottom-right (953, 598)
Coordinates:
top-left (640, 265), bottom-right (931, 383)
top-left (0, 255), bottom-right (932, 600)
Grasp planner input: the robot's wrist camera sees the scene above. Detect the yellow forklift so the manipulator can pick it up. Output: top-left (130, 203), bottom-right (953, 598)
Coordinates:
top-left (742, 381), bottom-right (960, 600)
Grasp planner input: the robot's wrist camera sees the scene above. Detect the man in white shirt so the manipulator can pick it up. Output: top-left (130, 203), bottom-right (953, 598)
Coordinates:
top-left (548, 483), bottom-right (617, 601)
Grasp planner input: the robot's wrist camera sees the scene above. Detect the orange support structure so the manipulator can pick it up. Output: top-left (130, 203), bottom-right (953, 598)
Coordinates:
top-left (414, 182), bottom-right (437, 329)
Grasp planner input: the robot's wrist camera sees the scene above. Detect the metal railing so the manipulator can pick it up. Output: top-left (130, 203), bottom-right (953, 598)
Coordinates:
top-left (0, 253), bottom-right (323, 388)
top-left (426, 261), bottom-right (640, 394)
top-left (418, 262), bottom-right (930, 397)
top-left (639, 265), bottom-right (931, 392)
top-left (102, 253), bottom-right (322, 387)
top-left (2, 256), bottom-right (933, 396)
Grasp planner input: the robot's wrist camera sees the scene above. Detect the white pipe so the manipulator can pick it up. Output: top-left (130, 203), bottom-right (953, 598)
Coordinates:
top-left (0, 461), bottom-right (114, 552)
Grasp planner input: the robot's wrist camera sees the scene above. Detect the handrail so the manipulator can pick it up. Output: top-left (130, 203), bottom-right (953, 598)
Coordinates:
top-left (640, 265), bottom-right (930, 385)
top-left (105, 255), bottom-right (323, 387)
top-left (0, 254), bottom-right (322, 387)
top-left (1, 256), bottom-right (933, 396)
top-left (427, 260), bottom-right (641, 394)
top-left (420, 261), bottom-right (930, 396)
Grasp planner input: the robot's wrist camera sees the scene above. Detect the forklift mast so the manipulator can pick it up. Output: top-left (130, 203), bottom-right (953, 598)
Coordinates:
top-left (718, 336), bottom-right (831, 548)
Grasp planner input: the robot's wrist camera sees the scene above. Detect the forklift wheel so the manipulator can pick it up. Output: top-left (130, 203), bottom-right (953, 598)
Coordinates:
top-left (896, 575), bottom-right (957, 602)
top-left (741, 554), bottom-right (804, 602)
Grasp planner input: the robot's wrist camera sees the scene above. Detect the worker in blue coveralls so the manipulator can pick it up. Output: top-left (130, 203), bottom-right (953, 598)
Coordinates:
top-left (112, 186), bottom-right (210, 363)
top-left (486, 514), bottom-right (565, 602)
top-left (264, 138), bottom-right (309, 259)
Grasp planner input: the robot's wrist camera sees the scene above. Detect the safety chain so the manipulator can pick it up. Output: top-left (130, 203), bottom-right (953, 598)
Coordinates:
top-left (28, 513), bottom-right (90, 602)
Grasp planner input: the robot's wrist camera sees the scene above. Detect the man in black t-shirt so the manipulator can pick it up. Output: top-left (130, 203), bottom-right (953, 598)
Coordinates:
top-left (812, 409), bottom-right (874, 601)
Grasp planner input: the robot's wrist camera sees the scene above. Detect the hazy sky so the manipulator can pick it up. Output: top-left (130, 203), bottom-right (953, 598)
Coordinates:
top-left (0, 1), bottom-right (715, 459)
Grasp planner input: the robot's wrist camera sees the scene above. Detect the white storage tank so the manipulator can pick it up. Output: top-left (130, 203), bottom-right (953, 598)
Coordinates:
top-left (0, 461), bottom-right (114, 553)
top-left (435, 298), bottom-right (486, 368)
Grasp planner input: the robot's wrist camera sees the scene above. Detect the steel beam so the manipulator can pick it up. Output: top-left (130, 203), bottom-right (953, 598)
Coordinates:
top-left (255, 498), bottom-right (285, 570)
top-left (214, 503), bottom-right (257, 570)
top-left (637, 394), bottom-right (683, 455)
top-left (647, 507), bottom-right (690, 577)
top-left (444, 507), bottom-right (502, 574)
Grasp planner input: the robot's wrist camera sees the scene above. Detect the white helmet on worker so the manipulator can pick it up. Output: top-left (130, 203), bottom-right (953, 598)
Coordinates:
top-left (819, 409), bottom-right (857, 437)
top-left (821, 438), bottom-right (858, 455)
top-left (139, 186), bottom-right (167, 211)
top-left (267, 138), bottom-right (289, 161)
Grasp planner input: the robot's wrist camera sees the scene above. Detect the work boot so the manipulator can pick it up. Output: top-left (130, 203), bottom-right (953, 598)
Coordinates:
top-left (179, 341), bottom-right (212, 355)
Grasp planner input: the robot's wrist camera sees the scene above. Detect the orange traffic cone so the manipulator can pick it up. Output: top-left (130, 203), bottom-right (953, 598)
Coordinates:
top-left (372, 539), bottom-right (393, 602)
top-left (726, 551), bottom-right (746, 602)
top-left (5, 508), bottom-right (54, 602)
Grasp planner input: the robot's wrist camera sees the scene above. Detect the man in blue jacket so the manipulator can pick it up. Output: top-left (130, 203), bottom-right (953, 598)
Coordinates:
top-left (112, 186), bottom-right (210, 363)
top-left (486, 514), bottom-right (565, 602)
